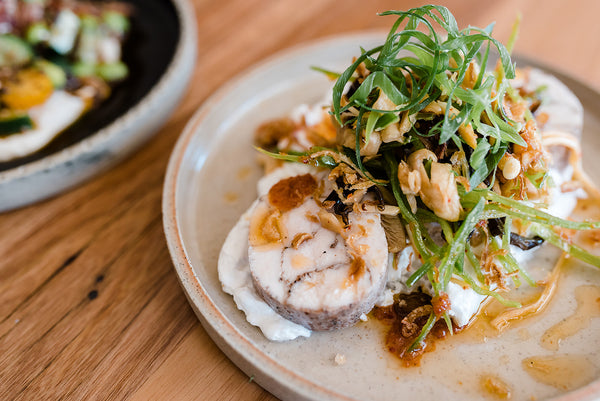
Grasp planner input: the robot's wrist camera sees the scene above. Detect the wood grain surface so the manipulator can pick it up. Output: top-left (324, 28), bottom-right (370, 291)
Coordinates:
top-left (1, 0), bottom-right (599, 400)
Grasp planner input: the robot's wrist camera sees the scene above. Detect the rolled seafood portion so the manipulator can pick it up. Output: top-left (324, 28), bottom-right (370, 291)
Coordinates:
top-left (248, 171), bottom-right (389, 331)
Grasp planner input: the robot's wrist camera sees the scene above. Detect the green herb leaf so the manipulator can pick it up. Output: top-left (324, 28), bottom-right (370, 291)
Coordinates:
top-left (469, 137), bottom-right (491, 170)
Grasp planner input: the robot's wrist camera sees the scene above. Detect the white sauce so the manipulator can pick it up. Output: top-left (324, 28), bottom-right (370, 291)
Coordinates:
top-left (218, 200), bottom-right (311, 341)
top-left (376, 247), bottom-right (416, 308)
top-left (0, 91), bottom-right (85, 162)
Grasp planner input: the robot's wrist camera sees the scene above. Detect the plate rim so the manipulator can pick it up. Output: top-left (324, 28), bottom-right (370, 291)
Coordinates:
top-left (0, 0), bottom-right (198, 204)
top-left (162, 31), bottom-right (600, 401)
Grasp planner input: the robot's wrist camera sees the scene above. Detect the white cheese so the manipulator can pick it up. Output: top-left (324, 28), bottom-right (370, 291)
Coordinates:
top-left (377, 245), bottom-right (487, 327)
top-left (376, 247), bottom-right (415, 307)
top-left (446, 281), bottom-right (486, 327)
top-left (49, 10), bottom-right (81, 55)
top-left (98, 37), bottom-right (121, 64)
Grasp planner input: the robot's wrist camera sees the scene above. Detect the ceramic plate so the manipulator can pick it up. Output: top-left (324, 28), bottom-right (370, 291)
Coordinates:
top-left (163, 32), bottom-right (600, 401)
top-left (0, 0), bottom-right (197, 212)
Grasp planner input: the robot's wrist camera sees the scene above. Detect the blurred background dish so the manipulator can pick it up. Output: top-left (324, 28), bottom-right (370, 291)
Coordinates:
top-left (0, 0), bottom-right (196, 212)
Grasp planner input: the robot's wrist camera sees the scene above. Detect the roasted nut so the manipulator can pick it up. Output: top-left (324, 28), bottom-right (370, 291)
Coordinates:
top-left (501, 156), bottom-right (521, 180)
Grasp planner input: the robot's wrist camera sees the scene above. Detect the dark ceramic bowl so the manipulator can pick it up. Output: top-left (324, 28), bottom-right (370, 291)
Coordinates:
top-left (0, 0), bottom-right (197, 211)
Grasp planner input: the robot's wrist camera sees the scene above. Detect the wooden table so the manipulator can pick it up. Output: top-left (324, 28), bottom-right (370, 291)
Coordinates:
top-left (2, 0), bottom-right (599, 399)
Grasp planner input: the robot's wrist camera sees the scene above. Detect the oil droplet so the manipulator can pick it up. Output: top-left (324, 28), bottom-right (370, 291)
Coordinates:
top-left (540, 285), bottom-right (600, 351)
top-left (480, 374), bottom-right (512, 399)
top-left (457, 288), bottom-right (545, 344)
top-left (248, 203), bottom-right (284, 248)
top-left (499, 354), bottom-right (510, 365)
top-left (573, 199), bottom-right (600, 247)
top-left (237, 166), bottom-right (252, 180)
top-left (580, 229), bottom-right (600, 248)
top-left (223, 191), bottom-right (239, 203)
top-left (517, 328), bottom-right (530, 341)
top-left (291, 253), bottom-right (311, 269)
top-left (574, 197), bottom-right (600, 218)
top-left (457, 315), bottom-right (499, 343)
top-left (522, 354), bottom-right (598, 391)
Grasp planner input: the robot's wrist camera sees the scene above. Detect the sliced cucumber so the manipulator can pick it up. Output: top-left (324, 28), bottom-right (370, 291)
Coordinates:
top-left (76, 15), bottom-right (100, 65)
top-left (0, 35), bottom-right (33, 68)
top-left (96, 61), bottom-right (128, 82)
top-left (0, 113), bottom-right (34, 137)
top-left (26, 22), bottom-right (51, 45)
top-left (103, 11), bottom-right (130, 36)
top-left (71, 61), bottom-right (96, 78)
top-left (35, 59), bottom-right (67, 88)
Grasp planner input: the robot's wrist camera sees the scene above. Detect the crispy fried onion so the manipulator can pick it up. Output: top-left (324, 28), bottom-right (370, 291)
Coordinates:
top-left (356, 201), bottom-right (400, 215)
top-left (481, 248), bottom-right (510, 291)
top-left (302, 149), bottom-right (387, 207)
top-left (304, 149), bottom-right (386, 185)
top-left (401, 305), bottom-right (434, 337)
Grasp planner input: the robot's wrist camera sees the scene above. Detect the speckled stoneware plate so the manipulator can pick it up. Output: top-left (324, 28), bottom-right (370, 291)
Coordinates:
top-left (0, 0), bottom-right (197, 212)
top-left (163, 32), bottom-right (600, 401)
